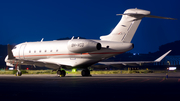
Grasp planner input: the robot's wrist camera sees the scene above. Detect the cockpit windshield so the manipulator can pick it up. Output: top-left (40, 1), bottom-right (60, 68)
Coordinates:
top-left (13, 46), bottom-right (17, 49)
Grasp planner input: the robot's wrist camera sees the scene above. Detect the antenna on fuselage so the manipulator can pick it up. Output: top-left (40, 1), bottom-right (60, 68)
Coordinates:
top-left (71, 36), bottom-right (74, 40)
top-left (41, 38), bottom-right (44, 42)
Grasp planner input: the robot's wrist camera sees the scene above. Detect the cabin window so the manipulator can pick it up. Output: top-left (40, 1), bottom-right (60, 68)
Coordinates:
top-left (56, 50), bottom-right (58, 52)
top-left (29, 50), bottom-right (31, 53)
top-left (50, 50), bottom-right (52, 52)
top-left (45, 50), bottom-right (46, 52)
top-left (34, 51), bottom-right (36, 53)
top-left (39, 50), bottom-right (41, 53)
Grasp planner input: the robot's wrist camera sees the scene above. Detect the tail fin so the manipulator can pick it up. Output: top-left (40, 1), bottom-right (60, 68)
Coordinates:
top-left (100, 8), bottom-right (176, 42)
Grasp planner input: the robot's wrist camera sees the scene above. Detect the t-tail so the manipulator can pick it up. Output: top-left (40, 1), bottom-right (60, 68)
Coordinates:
top-left (100, 8), bottom-right (176, 42)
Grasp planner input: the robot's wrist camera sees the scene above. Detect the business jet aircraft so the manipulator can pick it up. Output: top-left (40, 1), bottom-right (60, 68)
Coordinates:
top-left (5, 8), bottom-right (175, 77)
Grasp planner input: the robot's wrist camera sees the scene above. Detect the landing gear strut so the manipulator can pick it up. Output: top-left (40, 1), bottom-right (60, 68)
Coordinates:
top-left (15, 66), bottom-right (22, 76)
top-left (81, 69), bottom-right (91, 76)
top-left (57, 70), bottom-right (66, 77)
top-left (16, 70), bottom-right (22, 76)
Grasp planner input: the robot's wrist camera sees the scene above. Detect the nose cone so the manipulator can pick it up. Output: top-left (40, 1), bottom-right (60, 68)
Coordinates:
top-left (5, 55), bottom-right (8, 62)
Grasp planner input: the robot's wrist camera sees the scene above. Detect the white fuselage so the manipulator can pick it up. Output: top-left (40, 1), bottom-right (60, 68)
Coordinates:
top-left (5, 39), bottom-right (133, 69)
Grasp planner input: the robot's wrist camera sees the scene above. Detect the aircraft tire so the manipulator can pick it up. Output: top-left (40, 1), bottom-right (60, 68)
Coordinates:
top-left (60, 70), bottom-right (66, 77)
top-left (57, 70), bottom-right (61, 77)
top-left (81, 69), bottom-right (90, 76)
top-left (57, 70), bottom-right (66, 77)
top-left (19, 72), bottom-right (22, 76)
top-left (16, 71), bottom-right (22, 76)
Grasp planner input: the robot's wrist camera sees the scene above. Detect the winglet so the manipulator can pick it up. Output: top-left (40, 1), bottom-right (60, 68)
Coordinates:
top-left (7, 44), bottom-right (15, 59)
top-left (155, 50), bottom-right (172, 62)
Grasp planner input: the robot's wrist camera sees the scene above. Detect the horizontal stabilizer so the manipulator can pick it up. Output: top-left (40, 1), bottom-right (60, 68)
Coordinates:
top-left (116, 13), bottom-right (177, 20)
top-left (145, 15), bottom-right (177, 20)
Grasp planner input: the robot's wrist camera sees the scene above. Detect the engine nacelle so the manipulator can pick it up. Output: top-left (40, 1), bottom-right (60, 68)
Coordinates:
top-left (67, 39), bottom-right (101, 53)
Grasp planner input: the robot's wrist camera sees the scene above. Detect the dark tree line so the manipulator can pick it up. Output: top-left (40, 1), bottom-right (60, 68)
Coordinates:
top-left (153, 40), bottom-right (180, 56)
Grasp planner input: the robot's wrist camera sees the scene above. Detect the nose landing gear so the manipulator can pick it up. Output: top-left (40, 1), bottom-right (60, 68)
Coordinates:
top-left (16, 70), bottom-right (22, 76)
top-left (15, 66), bottom-right (22, 76)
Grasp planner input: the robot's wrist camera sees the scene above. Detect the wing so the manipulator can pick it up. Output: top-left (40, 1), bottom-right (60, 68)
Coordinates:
top-left (98, 50), bottom-right (172, 65)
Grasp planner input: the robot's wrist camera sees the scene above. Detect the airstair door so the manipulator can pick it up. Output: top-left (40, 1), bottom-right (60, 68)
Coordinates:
top-left (19, 44), bottom-right (26, 59)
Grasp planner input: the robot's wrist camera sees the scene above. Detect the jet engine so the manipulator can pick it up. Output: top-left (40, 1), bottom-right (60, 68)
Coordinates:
top-left (67, 39), bottom-right (101, 53)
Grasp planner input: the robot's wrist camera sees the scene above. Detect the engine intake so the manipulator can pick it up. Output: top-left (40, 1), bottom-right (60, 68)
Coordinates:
top-left (67, 39), bottom-right (101, 53)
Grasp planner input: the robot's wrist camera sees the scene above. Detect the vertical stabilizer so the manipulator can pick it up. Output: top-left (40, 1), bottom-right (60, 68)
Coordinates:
top-left (100, 9), bottom-right (150, 42)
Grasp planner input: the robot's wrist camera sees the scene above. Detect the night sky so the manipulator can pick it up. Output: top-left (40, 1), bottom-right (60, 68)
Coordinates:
top-left (0, 0), bottom-right (179, 53)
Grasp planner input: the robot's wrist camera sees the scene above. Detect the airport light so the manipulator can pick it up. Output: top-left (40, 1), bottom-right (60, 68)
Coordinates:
top-left (169, 67), bottom-right (176, 70)
top-left (167, 61), bottom-right (170, 65)
top-left (72, 69), bottom-right (77, 72)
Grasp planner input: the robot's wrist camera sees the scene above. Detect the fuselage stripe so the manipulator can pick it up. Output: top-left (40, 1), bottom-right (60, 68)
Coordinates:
top-left (14, 52), bottom-right (124, 57)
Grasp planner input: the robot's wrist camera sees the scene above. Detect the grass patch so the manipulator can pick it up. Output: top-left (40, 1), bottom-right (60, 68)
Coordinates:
top-left (0, 70), bottom-right (173, 75)
top-left (27, 70), bottom-right (56, 74)
top-left (0, 70), bottom-right (13, 74)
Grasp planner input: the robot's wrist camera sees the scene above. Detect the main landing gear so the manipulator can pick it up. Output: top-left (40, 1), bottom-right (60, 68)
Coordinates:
top-left (57, 70), bottom-right (66, 77)
top-left (56, 67), bottom-right (91, 77)
top-left (81, 69), bottom-right (91, 76)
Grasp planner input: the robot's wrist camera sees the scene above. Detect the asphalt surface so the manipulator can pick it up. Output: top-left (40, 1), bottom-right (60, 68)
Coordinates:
top-left (0, 73), bottom-right (180, 101)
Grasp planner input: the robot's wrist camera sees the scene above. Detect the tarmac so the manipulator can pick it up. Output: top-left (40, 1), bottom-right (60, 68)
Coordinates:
top-left (0, 73), bottom-right (180, 101)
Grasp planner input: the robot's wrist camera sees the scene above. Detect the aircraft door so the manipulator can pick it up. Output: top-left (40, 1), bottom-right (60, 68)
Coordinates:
top-left (19, 44), bottom-right (26, 59)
